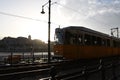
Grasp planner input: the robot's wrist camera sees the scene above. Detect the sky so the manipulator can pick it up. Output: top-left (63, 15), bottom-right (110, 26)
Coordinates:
top-left (0, 0), bottom-right (120, 42)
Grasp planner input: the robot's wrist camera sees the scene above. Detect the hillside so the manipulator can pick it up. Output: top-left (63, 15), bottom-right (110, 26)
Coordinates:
top-left (0, 36), bottom-right (54, 52)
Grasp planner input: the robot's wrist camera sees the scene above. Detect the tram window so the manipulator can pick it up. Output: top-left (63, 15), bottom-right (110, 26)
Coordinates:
top-left (70, 34), bottom-right (78, 45)
top-left (78, 35), bottom-right (83, 45)
top-left (65, 31), bottom-right (83, 45)
top-left (97, 37), bottom-right (102, 46)
top-left (113, 41), bottom-right (120, 47)
top-left (65, 31), bottom-right (77, 45)
top-left (70, 35), bottom-right (75, 44)
top-left (107, 39), bottom-right (110, 46)
top-left (116, 42), bottom-right (119, 47)
top-left (54, 30), bottom-right (64, 44)
top-left (102, 39), bottom-right (106, 46)
top-left (117, 42), bottom-right (120, 47)
top-left (92, 36), bottom-right (97, 45)
top-left (78, 37), bottom-right (82, 42)
top-left (70, 37), bottom-right (74, 44)
top-left (113, 41), bottom-right (116, 47)
top-left (84, 34), bottom-right (91, 45)
top-left (74, 34), bottom-right (78, 44)
top-left (118, 41), bottom-right (120, 47)
top-left (65, 31), bottom-right (71, 44)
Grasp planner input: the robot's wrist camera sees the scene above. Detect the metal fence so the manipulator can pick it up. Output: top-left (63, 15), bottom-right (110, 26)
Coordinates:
top-left (0, 52), bottom-right (53, 66)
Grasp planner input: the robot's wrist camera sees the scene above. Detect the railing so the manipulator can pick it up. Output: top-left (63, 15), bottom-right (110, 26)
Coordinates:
top-left (0, 52), bottom-right (54, 66)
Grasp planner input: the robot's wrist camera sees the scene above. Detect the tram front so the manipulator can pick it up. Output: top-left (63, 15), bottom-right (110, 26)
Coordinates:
top-left (53, 28), bottom-right (64, 60)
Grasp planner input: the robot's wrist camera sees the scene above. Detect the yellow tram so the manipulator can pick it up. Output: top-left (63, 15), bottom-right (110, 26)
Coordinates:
top-left (54, 26), bottom-right (120, 60)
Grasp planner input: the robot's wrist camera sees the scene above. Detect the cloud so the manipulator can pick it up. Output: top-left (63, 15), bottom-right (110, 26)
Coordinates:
top-left (56, 0), bottom-right (120, 34)
top-left (88, 0), bottom-right (120, 15)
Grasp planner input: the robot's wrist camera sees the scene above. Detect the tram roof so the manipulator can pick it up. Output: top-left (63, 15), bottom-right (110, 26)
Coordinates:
top-left (62, 26), bottom-right (110, 38)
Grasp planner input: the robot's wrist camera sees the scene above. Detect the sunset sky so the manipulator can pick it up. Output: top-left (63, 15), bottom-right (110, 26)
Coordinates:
top-left (0, 0), bottom-right (120, 42)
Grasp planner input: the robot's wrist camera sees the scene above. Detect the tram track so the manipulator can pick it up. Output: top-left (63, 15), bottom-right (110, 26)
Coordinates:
top-left (0, 67), bottom-right (51, 80)
top-left (0, 64), bottom-right (49, 74)
top-left (55, 58), bottom-right (120, 80)
top-left (0, 60), bottom-right (70, 80)
top-left (1, 58), bottom-right (120, 80)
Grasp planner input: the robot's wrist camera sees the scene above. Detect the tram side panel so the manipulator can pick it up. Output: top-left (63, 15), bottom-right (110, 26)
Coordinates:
top-left (105, 47), bottom-right (113, 57)
top-left (79, 46), bottom-right (105, 59)
top-left (54, 45), bottom-right (120, 60)
top-left (63, 45), bottom-right (79, 60)
top-left (112, 47), bottom-right (119, 56)
top-left (54, 45), bottom-right (79, 60)
top-left (54, 45), bottom-right (115, 60)
top-left (78, 46), bottom-right (113, 59)
top-left (54, 45), bottom-right (64, 58)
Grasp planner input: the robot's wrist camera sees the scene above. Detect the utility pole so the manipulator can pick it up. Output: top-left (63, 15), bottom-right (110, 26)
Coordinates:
top-left (41, 0), bottom-right (51, 63)
top-left (48, 0), bottom-right (51, 63)
top-left (111, 27), bottom-right (119, 38)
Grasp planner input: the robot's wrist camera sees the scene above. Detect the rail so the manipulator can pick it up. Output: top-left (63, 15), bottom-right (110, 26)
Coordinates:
top-left (0, 61), bottom-right (68, 80)
top-left (0, 67), bottom-right (51, 80)
top-left (0, 58), bottom-right (120, 80)
top-left (55, 58), bottom-right (120, 80)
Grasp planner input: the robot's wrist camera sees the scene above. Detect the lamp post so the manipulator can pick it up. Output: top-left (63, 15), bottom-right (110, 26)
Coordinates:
top-left (41, 0), bottom-right (51, 63)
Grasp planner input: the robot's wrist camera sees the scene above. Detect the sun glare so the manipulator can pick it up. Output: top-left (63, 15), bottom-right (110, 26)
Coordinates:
top-left (24, 22), bottom-right (48, 42)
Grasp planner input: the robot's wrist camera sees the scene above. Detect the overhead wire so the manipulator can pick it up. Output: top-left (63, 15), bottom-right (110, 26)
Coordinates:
top-left (0, 1), bottom-right (118, 29)
top-left (0, 11), bottom-right (61, 27)
top-left (0, 11), bottom-right (47, 23)
top-left (0, 2), bottom-right (103, 27)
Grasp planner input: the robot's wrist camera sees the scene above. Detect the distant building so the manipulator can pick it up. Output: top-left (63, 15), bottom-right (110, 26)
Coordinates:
top-left (28, 35), bottom-right (31, 40)
top-left (0, 36), bottom-right (51, 52)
